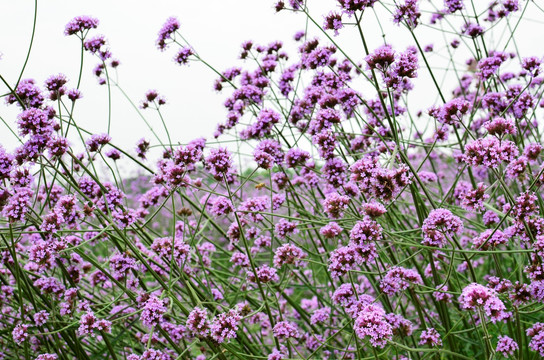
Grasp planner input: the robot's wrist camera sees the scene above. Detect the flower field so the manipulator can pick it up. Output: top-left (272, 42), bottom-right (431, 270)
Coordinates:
top-left (2, 0), bottom-right (544, 359)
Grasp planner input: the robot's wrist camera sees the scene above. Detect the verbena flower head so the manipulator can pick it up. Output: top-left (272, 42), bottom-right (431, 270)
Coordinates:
top-left (380, 266), bottom-right (423, 295)
top-left (174, 47), bottom-right (194, 65)
top-left (273, 244), bottom-right (307, 268)
top-left (210, 309), bottom-right (241, 344)
top-left (353, 303), bottom-right (392, 348)
top-left (157, 17), bottom-right (180, 50)
top-left (323, 12), bottom-right (343, 35)
top-left (186, 307), bottom-right (210, 337)
top-left (64, 15), bottom-right (99, 36)
top-left (141, 296), bottom-right (167, 328)
top-left (527, 323), bottom-right (544, 356)
top-left (459, 283), bottom-right (509, 322)
top-left (7, 79), bottom-right (44, 108)
top-left (419, 328), bottom-right (442, 346)
top-left (322, 192), bottom-right (350, 219)
top-left (422, 208), bottom-right (463, 247)
top-left (272, 321), bottom-right (300, 340)
top-left (463, 137), bottom-right (518, 168)
top-left (496, 335), bottom-right (518, 357)
top-left (205, 147), bottom-right (234, 180)
top-left (393, 0), bottom-right (421, 28)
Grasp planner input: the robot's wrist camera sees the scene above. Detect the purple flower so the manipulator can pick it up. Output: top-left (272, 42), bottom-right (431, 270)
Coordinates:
top-left (109, 253), bottom-right (138, 280)
top-left (77, 312), bottom-right (112, 337)
top-left (459, 283), bottom-right (509, 322)
top-left (472, 229), bottom-right (508, 250)
top-left (320, 221), bottom-right (343, 238)
top-left (444, 0), bottom-right (463, 13)
top-left (513, 191), bottom-right (538, 221)
top-left (433, 286), bottom-right (453, 303)
top-left (353, 304), bottom-right (392, 348)
top-left (349, 218), bottom-right (383, 245)
top-left (463, 22), bottom-right (485, 37)
top-left (310, 307), bottom-right (331, 325)
top-left (522, 56), bottom-right (541, 76)
top-left (0, 145), bottom-right (14, 179)
top-left (422, 208), bottom-right (463, 247)
top-left (329, 244), bottom-right (376, 278)
top-left (141, 90), bottom-right (166, 109)
top-left (12, 323), bottom-right (29, 344)
top-left (496, 335), bottom-right (518, 357)
top-left (386, 313), bottom-right (413, 337)
top-left (67, 88), bottom-right (82, 102)
top-left (419, 328), bottom-right (442, 346)
top-left (464, 137), bottom-right (519, 168)
top-left (274, 244), bottom-right (307, 268)
top-left (393, 0), bottom-right (421, 28)
top-left (33, 310), bottom-right (50, 326)
top-left (461, 182), bottom-right (489, 212)
top-left (241, 109), bottom-right (281, 140)
top-left (285, 148), bottom-right (310, 168)
top-left (275, 219), bottom-right (298, 239)
top-left (45, 73), bottom-right (68, 100)
top-left (86, 133), bottom-right (112, 152)
top-left (65, 15), bottom-right (99, 36)
top-left (2, 187), bottom-right (33, 222)
top-left (524, 143), bottom-right (542, 162)
top-left (10, 167), bottom-right (33, 188)
top-left (157, 17), bottom-right (180, 50)
top-left (338, 0), bottom-right (378, 15)
top-left (323, 12), bottom-right (343, 35)
top-left (210, 196), bottom-right (234, 216)
top-left (322, 192), bottom-right (350, 219)
top-left (141, 296), bottom-right (167, 328)
top-left (268, 348), bottom-right (286, 360)
top-left (527, 323), bottom-right (544, 356)
top-left (430, 98), bottom-right (470, 125)
top-left (230, 251), bottom-right (250, 267)
top-left (366, 45), bottom-right (395, 71)
top-left (35, 355), bottom-right (58, 360)
top-left (6, 79), bottom-right (44, 108)
top-left (254, 139), bottom-right (284, 169)
top-left (238, 195), bottom-right (269, 222)
top-left (84, 35), bottom-right (107, 54)
top-left (210, 309), bottom-right (241, 343)
top-left (135, 138), bottom-right (150, 159)
top-left (478, 52), bottom-right (507, 80)
top-left (174, 47), bottom-right (194, 65)
top-left (248, 264), bottom-right (279, 283)
top-left (350, 155), bottom-right (412, 201)
top-left (105, 148), bottom-right (121, 160)
top-left (151, 237), bottom-right (191, 264)
top-left (485, 117), bottom-right (516, 136)
top-left (186, 307), bottom-right (210, 337)
top-left (380, 266), bottom-right (423, 295)
top-left (17, 108), bottom-right (53, 137)
top-left (205, 148), bottom-right (234, 180)
top-left (273, 321), bottom-right (300, 340)
top-left (322, 158), bottom-right (347, 187)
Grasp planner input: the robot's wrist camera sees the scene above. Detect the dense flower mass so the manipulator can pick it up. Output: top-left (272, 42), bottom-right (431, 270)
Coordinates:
top-left (1, 1), bottom-right (544, 359)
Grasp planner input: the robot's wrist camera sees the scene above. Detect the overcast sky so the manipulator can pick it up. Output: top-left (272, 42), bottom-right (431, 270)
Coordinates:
top-left (0, 1), bottom-right (331, 152)
top-left (1, 1), bottom-right (543, 169)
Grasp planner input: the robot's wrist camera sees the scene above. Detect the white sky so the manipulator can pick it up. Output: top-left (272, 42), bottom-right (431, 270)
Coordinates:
top-left (1, 1), bottom-right (543, 170)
